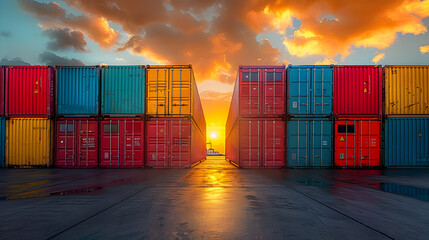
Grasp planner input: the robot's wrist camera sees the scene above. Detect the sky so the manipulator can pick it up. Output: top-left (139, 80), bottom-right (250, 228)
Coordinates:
top-left (1, 0), bottom-right (429, 153)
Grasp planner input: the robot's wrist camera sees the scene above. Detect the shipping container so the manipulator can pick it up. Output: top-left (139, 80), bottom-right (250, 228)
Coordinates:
top-left (334, 118), bottom-right (381, 168)
top-left (226, 66), bottom-right (286, 137)
top-left (384, 117), bottom-right (429, 167)
top-left (55, 118), bottom-right (98, 168)
top-left (384, 66), bottom-right (429, 115)
top-left (0, 117), bottom-right (5, 167)
top-left (100, 118), bottom-right (145, 168)
top-left (287, 65), bottom-right (333, 117)
top-left (287, 118), bottom-right (333, 168)
top-left (225, 118), bottom-right (285, 168)
top-left (6, 66), bottom-right (55, 117)
top-left (334, 66), bottom-right (382, 117)
top-left (0, 67), bottom-right (4, 116)
top-left (101, 66), bottom-right (145, 116)
top-left (146, 65), bottom-right (206, 136)
top-left (56, 66), bottom-right (100, 116)
top-left (6, 118), bottom-right (53, 167)
top-left (146, 117), bottom-right (206, 168)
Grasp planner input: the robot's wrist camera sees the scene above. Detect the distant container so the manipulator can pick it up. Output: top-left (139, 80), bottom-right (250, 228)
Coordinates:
top-left (225, 118), bottom-right (285, 168)
top-left (0, 67), bottom-right (4, 116)
top-left (0, 117), bottom-right (4, 167)
top-left (384, 117), bottom-right (429, 167)
top-left (334, 66), bottom-right (382, 117)
top-left (6, 66), bottom-right (55, 117)
top-left (55, 118), bottom-right (98, 168)
top-left (56, 66), bottom-right (100, 117)
top-left (146, 117), bottom-right (206, 168)
top-left (99, 118), bottom-right (145, 168)
top-left (334, 118), bottom-right (381, 168)
top-left (287, 65), bottom-right (333, 117)
top-left (384, 66), bottom-right (429, 115)
top-left (287, 118), bottom-right (333, 168)
top-left (6, 118), bottom-right (53, 167)
top-left (226, 66), bottom-right (286, 138)
top-left (101, 66), bottom-right (145, 116)
top-left (146, 65), bottom-right (206, 135)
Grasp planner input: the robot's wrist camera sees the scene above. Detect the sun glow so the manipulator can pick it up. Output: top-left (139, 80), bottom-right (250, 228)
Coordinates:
top-left (210, 132), bottom-right (217, 139)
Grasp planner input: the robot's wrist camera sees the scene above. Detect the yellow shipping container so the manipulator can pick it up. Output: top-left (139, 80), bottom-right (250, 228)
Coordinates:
top-left (384, 66), bottom-right (429, 115)
top-left (6, 118), bottom-right (54, 167)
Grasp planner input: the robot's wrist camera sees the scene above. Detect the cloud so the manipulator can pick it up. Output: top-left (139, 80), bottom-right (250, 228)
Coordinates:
top-left (372, 53), bottom-right (385, 64)
top-left (39, 51), bottom-right (85, 66)
top-left (199, 91), bottom-right (232, 101)
top-left (18, 0), bottom-right (120, 48)
top-left (43, 28), bottom-right (88, 52)
top-left (115, 57), bottom-right (124, 61)
top-left (0, 31), bottom-right (11, 37)
top-left (315, 58), bottom-right (337, 65)
top-left (0, 57), bottom-right (31, 66)
top-left (420, 45), bottom-right (429, 54)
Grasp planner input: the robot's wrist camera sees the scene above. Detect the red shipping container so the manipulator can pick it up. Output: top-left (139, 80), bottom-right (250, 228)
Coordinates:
top-left (55, 118), bottom-right (98, 168)
top-left (99, 118), bottom-right (145, 168)
top-left (0, 67), bottom-right (4, 116)
top-left (334, 66), bottom-right (382, 117)
top-left (225, 118), bottom-right (285, 168)
top-left (334, 118), bottom-right (381, 168)
top-left (6, 66), bottom-right (54, 117)
top-left (146, 117), bottom-right (206, 168)
top-left (226, 66), bottom-right (286, 138)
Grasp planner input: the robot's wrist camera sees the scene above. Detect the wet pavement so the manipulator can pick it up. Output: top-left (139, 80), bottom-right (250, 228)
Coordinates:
top-left (1, 157), bottom-right (429, 239)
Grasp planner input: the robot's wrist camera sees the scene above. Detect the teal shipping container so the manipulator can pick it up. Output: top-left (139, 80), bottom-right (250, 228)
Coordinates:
top-left (385, 117), bottom-right (429, 167)
top-left (287, 118), bottom-right (333, 168)
top-left (101, 66), bottom-right (145, 116)
top-left (56, 66), bottom-right (100, 116)
top-left (0, 117), bottom-right (4, 167)
top-left (288, 65), bottom-right (333, 117)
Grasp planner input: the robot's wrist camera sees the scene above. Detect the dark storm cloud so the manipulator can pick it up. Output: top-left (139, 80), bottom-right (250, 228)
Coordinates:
top-left (39, 51), bottom-right (85, 66)
top-left (43, 28), bottom-right (88, 52)
top-left (0, 57), bottom-right (31, 66)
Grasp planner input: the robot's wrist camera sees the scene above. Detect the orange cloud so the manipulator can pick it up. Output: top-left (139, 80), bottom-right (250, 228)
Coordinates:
top-left (372, 53), bottom-right (385, 64)
top-left (315, 58), bottom-right (337, 65)
top-left (420, 45), bottom-right (429, 54)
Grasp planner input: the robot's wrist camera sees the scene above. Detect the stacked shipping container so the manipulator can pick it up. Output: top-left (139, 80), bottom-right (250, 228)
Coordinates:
top-left (225, 66), bottom-right (286, 168)
top-left (287, 65), bottom-right (333, 168)
top-left (384, 66), bottom-right (429, 167)
top-left (333, 66), bottom-right (382, 168)
top-left (145, 65), bottom-right (206, 168)
top-left (0, 67), bottom-right (4, 167)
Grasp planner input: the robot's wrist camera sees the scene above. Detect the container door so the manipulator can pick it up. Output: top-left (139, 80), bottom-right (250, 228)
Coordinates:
top-left (239, 120), bottom-right (261, 167)
top-left (147, 67), bottom-right (169, 115)
top-left (263, 120), bottom-right (284, 167)
top-left (170, 67), bottom-right (191, 115)
top-left (77, 120), bottom-right (98, 167)
top-left (264, 69), bottom-right (284, 116)
top-left (287, 120), bottom-right (309, 167)
top-left (358, 120), bottom-right (381, 167)
top-left (146, 120), bottom-right (168, 167)
top-left (100, 120), bottom-right (121, 167)
top-left (56, 121), bottom-right (75, 167)
top-left (310, 120), bottom-right (332, 168)
top-left (312, 67), bottom-right (333, 116)
top-left (288, 67), bottom-right (310, 115)
top-left (335, 120), bottom-right (358, 167)
top-left (123, 120), bottom-right (144, 168)
top-left (170, 119), bottom-right (190, 167)
top-left (240, 69), bottom-right (261, 116)
top-left (416, 120), bottom-right (429, 165)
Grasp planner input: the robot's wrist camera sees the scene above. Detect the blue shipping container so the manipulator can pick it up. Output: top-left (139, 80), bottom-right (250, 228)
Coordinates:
top-left (385, 117), bottom-right (429, 167)
top-left (288, 65), bottom-right (333, 117)
top-left (56, 66), bottom-right (100, 116)
top-left (287, 118), bottom-right (333, 168)
top-left (0, 117), bottom-right (4, 167)
top-left (101, 66), bottom-right (145, 116)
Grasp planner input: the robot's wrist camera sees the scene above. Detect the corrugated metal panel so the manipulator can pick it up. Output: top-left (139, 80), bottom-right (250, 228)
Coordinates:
top-left (146, 65), bottom-right (206, 136)
top-left (288, 65), bottom-right (333, 117)
top-left (56, 66), bottom-right (100, 116)
top-left (334, 118), bottom-right (381, 168)
top-left (287, 118), bottom-right (333, 168)
top-left (0, 67), bottom-right (4, 116)
top-left (6, 66), bottom-right (54, 117)
top-left (334, 66), bottom-right (382, 117)
top-left (6, 118), bottom-right (53, 167)
top-left (0, 117), bottom-right (5, 167)
top-left (101, 66), bottom-right (145, 116)
top-left (146, 117), bottom-right (205, 168)
top-left (55, 118), bottom-right (98, 168)
top-left (225, 118), bottom-right (285, 168)
top-left (99, 118), bottom-right (145, 168)
top-left (384, 66), bottom-right (429, 115)
top-left (385, 117), bottom-right (429, 167)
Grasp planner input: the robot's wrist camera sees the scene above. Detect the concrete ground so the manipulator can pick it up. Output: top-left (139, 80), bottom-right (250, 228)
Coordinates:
top-left (0, 156), bottom-right (428, 240)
